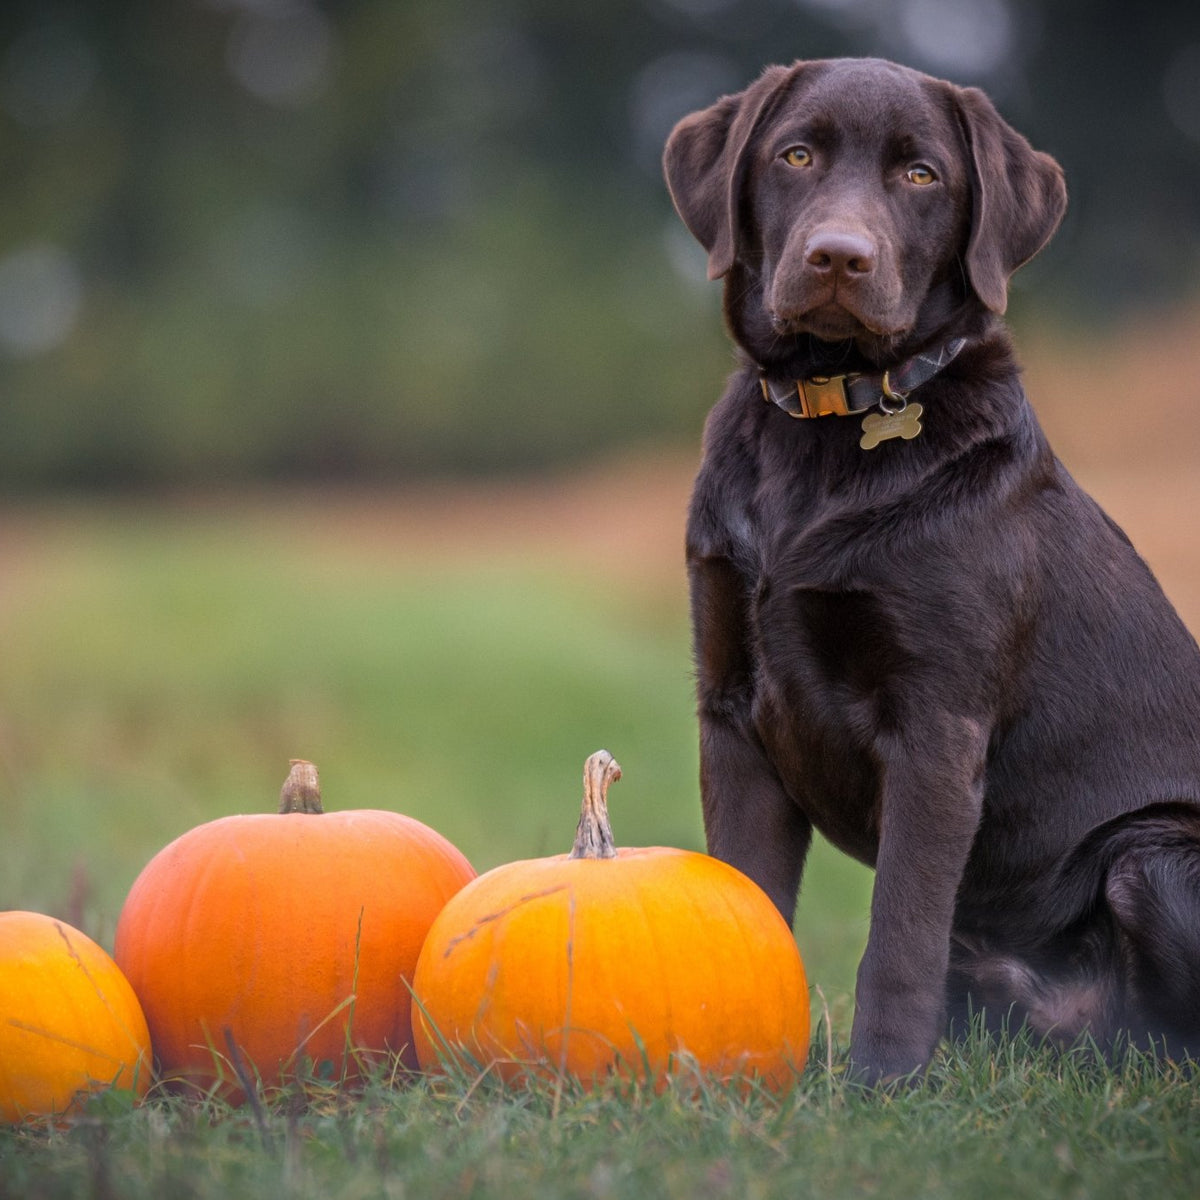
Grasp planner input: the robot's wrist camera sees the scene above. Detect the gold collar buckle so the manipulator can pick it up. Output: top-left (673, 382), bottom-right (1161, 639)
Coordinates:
top-left (760, 373), bottom-right (857, 418)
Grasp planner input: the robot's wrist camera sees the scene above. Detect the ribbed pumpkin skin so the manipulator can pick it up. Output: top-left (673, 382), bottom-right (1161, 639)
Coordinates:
top-left (114, 809), bottom-right (474, 1093)
top-left (0, 911), bottom-right (152, 1122)
top-left (412, 847), bottom-right (809, 1090)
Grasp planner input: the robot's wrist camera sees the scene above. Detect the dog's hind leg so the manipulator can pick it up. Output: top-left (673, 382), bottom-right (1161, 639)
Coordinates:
top-left (1105, 836), bottom-right (1200, 1056)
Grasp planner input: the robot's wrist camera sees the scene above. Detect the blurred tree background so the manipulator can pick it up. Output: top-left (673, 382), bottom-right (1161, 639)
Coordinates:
top-left (1, 0), bottom-right (1199, 492)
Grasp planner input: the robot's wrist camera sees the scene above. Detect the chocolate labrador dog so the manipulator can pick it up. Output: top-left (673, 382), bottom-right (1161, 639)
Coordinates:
top-left (664, 57), bottom-right (1200, 1084)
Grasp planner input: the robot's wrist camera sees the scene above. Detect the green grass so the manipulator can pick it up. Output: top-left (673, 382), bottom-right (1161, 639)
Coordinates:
top-left (7, 492), bottom-right (1196, 1198)
top-left (4, 1031), bottom-right (1198, 1199)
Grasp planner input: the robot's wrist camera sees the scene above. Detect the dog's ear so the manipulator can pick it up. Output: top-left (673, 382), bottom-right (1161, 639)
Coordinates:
top-left (663, 65), bottom-right (796, 280)
top-left (953, 86), bottom-right (1067, 314)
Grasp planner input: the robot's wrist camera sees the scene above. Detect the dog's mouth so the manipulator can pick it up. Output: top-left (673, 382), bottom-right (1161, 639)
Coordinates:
top-left (790, 303), bottom-right (872, 342)
top-left (772, 301), bottom-right (903, 346)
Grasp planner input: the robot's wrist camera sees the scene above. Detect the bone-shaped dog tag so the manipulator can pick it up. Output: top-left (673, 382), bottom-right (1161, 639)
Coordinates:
top-left (860, 402), bottom-right (923, 450)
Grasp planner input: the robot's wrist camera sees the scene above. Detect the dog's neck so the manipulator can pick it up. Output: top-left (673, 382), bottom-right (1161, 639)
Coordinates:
top-left (757, 336), bottom-right (969, 420)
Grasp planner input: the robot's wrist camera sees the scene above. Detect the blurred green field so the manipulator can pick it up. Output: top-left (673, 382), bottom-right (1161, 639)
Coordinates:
top-left (0, 470), bottom-right (872, 1024)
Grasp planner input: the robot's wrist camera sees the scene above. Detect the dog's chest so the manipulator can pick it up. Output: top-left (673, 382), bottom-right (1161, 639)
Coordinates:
top-left (739, 500), bottom-right (899, 864)
top-left (691, 418), bottom-right (945, 863)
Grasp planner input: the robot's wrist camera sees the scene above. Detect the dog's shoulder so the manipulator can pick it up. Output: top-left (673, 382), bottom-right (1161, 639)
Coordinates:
top-left (688, 375), bottom-right (764, 559)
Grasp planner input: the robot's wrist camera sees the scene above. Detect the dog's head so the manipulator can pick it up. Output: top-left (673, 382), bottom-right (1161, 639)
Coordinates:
top-left (663, 58), bottom-right (1066, 371)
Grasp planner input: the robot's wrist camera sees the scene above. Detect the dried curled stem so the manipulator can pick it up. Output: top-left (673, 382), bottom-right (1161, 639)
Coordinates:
top-left (279, 759), bottom-right (323, 814)
top-left (568, 750), bottom-right (622, 860)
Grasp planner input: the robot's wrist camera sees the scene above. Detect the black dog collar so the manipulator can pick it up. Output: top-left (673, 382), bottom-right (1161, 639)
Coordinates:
top-left (759, 337), bottom-right (968, 420)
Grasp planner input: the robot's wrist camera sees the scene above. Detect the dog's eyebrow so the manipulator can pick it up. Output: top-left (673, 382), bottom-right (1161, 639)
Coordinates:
top-left (764, 114), bottom-right (839, 154)
top-left (885, 129), bottom-right (944, 163)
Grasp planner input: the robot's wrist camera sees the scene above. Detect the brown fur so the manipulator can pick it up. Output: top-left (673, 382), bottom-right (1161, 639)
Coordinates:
top-left (664, 58), bottom-right (1200, 1084)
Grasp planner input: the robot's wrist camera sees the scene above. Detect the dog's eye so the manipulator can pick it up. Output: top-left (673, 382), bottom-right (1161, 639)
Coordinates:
top-left (781, 146), bottom-right (813, 169)
top-left (906, 164), bottom-right (938, 186)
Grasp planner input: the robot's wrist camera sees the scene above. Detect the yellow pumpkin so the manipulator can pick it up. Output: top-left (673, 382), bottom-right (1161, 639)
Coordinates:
top-left (412, 751), bottom-right (809, 1091)
top-left (0, 911), bottom-right (152, 1122)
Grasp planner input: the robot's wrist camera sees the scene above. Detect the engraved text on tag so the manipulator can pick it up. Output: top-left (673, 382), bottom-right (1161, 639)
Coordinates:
top-left (860, 402), bottom-right (923, 450)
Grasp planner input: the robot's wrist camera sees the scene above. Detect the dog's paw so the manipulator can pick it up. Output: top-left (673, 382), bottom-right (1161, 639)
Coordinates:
top-left (845, 1051), bottom-right (927, 1091)
top-left (846, 1026), bottom-right (933, 1090)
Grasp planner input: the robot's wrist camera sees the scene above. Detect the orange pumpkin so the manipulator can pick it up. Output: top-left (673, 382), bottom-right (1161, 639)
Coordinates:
top-left (0, 910), bottom-right (152, 1122)
top-left (412, 751), bottom-right (809, 1091)
top-left (114, 761), bottom-right (474, 1095)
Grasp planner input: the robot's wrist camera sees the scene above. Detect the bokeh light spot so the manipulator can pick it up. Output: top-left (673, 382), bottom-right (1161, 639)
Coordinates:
top-left (0, 243), bottom-right (84, 358)
top-left (226, 2), bottom-right (334, 108)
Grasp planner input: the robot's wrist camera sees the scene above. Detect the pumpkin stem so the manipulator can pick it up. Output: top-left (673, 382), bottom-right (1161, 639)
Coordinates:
top-left (279, 760), bottom-right (324, 814)
top-left (569, 750), bottom-right (622, 860)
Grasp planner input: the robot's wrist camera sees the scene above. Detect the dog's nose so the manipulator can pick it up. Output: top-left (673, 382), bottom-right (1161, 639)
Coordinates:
top-left (804, 229), bottom-right (877, 277)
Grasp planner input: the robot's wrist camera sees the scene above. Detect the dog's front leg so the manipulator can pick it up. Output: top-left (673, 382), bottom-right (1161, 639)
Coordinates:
top-left (849, 716), bottom-right (987, 1085)
top-left (699, 705), bottom-right (814, 925)
top-left (691, 553), bottom-right (814, 924)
